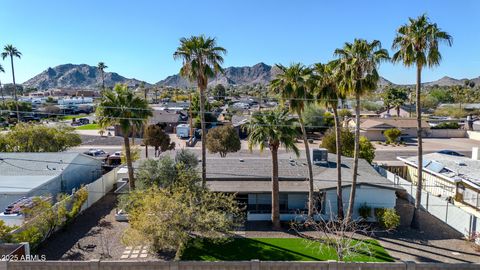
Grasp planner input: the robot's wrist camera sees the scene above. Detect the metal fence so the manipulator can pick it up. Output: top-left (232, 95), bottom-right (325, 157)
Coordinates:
top-left (376, 166), bottom-right (479, 237)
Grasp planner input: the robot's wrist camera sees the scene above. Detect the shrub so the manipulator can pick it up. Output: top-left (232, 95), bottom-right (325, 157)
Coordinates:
top-left (431, 122), bottom-right (460, 129)
top-left (375, 208), bottom-right (400, 230)
top-left (384, 128), bottom-right (402, 144)
top-left (358, 203), bottom-right (372, 219)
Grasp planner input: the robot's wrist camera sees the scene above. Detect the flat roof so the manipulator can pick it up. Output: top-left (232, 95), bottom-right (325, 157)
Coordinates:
top-left (206, 154), bottom-right (398, 193)
top-left (398, 153), bottom-right (480, 189)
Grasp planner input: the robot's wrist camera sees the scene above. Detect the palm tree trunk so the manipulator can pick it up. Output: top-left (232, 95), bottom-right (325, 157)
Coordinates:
top-left (332, 106), bottom-right (344, 220)
top-left (299, 116), bottom-right (314, 217)
top-left (0, 79), bottom-right (5, 107)
top-left (199, 83), bottom-right (207, 187)
top-left (10, 56), bottom-right (20, 121)
top-left (124, 134), bottom-right (136, 190)
top-left (271, 147), bottom-right (281, 230)
top-left (411, 66), bottom-right (423, 229)
top-left (346, 93), bottom-right (361, 221)
top-left (397, 106), bottom-right (400, 117)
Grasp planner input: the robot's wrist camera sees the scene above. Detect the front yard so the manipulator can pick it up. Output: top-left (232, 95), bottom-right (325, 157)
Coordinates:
top-left (181, 238), bottom-right (394, 262)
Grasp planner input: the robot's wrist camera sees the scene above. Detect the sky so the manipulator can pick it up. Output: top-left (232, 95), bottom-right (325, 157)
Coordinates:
top-left (1, 0), bottom-right (479, 85)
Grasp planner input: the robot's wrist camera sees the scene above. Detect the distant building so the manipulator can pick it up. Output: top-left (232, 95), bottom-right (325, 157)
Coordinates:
top-left (206, 153), bottom-right (401, 221)
top-left (0, 153), bottom-right (102, 211)
top-left (348, 118), bottom-right (430, 141)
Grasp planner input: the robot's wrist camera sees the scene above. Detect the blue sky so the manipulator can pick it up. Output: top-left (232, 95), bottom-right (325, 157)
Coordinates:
top-left (1, 0), bottom-right (479, 85)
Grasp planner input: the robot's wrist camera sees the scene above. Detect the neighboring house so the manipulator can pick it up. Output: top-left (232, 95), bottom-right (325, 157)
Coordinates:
top-left (0, 153), bottom-right (102, 211)
top-left (206, 153), bottom-right (401, 221)
top-left (398, 150), bottom-right (480, 211)
top-left (351, 110), bottom-right (380, 118)
top-left (114, 108), bottom-right (188, 136)
top-left (231, 114), bottom-right (250, 139)
top-left (379, 106), bottom-right (412, 118)
top-left (348, 118), bottom-right (430, 141)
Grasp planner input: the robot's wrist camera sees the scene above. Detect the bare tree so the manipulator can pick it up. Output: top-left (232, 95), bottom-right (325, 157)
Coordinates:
top-left (291, 204), bottom-right (373, 261)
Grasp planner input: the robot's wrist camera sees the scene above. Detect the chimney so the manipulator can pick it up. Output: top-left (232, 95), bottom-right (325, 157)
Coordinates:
top-left (472, 147), bottom-right (480, 161)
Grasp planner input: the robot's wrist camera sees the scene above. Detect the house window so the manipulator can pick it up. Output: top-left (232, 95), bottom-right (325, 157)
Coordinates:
top-left (247, 193), bottom-right (289, 214)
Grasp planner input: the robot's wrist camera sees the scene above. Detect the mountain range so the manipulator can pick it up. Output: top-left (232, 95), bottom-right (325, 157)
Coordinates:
top-left (21, 63), bottom-right (479, 90)
top-left (22, 64), bottom-right (148, 90)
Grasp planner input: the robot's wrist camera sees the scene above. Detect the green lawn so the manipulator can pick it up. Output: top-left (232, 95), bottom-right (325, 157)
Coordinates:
top-left (60, 114), bottom-right (91, 121)
top-left (181, 238), bottom-right (394, 262)
top-left (75, 123), bottom-right (100, 130)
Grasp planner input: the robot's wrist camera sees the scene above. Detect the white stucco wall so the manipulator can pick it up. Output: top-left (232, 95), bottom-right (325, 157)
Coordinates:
top-left (325, 185), bottom-right (397, 220)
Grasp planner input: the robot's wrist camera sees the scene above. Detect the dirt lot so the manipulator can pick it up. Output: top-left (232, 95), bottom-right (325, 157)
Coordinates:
top-left (36, 193), bottom-right (131, 260)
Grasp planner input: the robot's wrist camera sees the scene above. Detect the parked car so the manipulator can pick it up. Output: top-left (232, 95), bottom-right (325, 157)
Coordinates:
top-left (84, 149), bottom-right (109, 158)
top-left (437, 150), bottom-right (465, 157)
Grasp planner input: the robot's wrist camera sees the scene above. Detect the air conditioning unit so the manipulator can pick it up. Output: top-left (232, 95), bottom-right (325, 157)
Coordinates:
top-left (312, 148), bottom-right (328, 165)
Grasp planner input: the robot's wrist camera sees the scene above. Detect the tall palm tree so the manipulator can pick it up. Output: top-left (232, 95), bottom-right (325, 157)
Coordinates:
top-left (270, 63), bottom-right (315, 217)
top-left (246, 109), bottom-right (299, 229)
top-left (97, 62), bottom-right (108, 91)
top-left (0, 64), bottom-right (5, 106)
top-left (392, 14), bottom-right (452, 228)
top-left (1, 45), bottom-right (22, 120)
top-left (96, 84), bottom-right (152, 190)
top-left (173, 35), bottom-right (226, 187)
top-left (313, 61), bottom-right (346, 219)
top-left (334, 39), bottom-right (389, 221)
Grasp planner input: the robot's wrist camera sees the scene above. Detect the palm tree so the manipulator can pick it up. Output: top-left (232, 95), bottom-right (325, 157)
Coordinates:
top-left (334, 39), bottom-right (389, 221)
top-left (0, 64), bottom-right (5, 106)
top-left (246, 109), bottom-right (299, 229)
top-left (392, 14), bottom-right (452, 228)
top-left (313, 61), bottom-right (346, 219)
top-left (96, 84), bottom-right (152, 190)
top-left (173, 35), bottom-right (226, 187)
top-left (97, 62), bottom-right (108, 91)
top-left (270, 63), bottom-right (315, 217)
top-left (1, 45), bottom-right (22, 120)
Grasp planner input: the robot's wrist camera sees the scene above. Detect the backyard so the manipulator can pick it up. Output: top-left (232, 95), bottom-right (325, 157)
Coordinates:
top-left (181, 238), bottom-right (393, 262)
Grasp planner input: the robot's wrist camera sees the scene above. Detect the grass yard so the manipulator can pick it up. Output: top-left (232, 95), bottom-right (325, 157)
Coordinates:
top-left (75, 123), bottom-right (100, 130)
top-left (181, 238), bottom-right (394, 262)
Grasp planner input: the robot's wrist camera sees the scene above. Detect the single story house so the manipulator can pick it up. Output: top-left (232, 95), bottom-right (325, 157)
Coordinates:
top-left (379, 106), bottom-right (412, 118)
top-left (206, 153), bottom-right (401, 221)
top-left (114, 108), bottom-right (188, 137)
top-left (0, 153), bottom-right (102, 211)
top-left (348, 118), bottom-right (430, 141)
top-left (398, 149), bottom-right (480, 211)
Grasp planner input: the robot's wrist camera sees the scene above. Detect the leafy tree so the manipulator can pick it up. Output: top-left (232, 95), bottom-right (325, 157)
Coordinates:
top-left (1, 45), bottom-right (21, 120)
top-left (392, 14), bottom-right (452, 228)
top-left (97, 62), bottom-right (108, 91)
top-left (136, 157), bottom-right (177, 189)
top-left (321, 128), bottom-right (375, 164)
top-left (246, 109), bottom-right (299, 229)
top-left (96, 84), bottom-right (153, 189)
top-left (334, 39), bottom-right (389, 221)
top-left (338, 109), bottom-right (352, 119)
top-left (382, 87), bottom-right (408, 116)
top-left (190, 92), bottom-right (217, 128)
top-left (429, 88), bottom-right (453, 103)
top-left (206, 125), bottom-right (241, 157)
top-left (212, 84), bottom-right (226, 100)
top-left (143, 124), bottom-right (175, 157)
top-left (270, 63), bottom-right (316, 217)
top-left (384, 128), bottom-right (402, 144)
top-left (313, 61), bottom-right (346, 219)
top-left (0, 100), bottom-right (32, 112)
top-left (121, 169), bottom-right (240, 258)
top-left (174, 35), bottom-right (227, 187)
top-left (301, 103), bottom-right (326, 132)
top-left (175, 149), bottom-right (199, 169)
top-left (0, 123), bottom-right (81, 152)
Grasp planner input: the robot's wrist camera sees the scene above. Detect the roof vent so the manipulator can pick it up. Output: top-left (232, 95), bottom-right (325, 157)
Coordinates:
top-left (239, 159), bottom-right (244, 162)
top-left (312, 148), bottom-right (328, 165)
